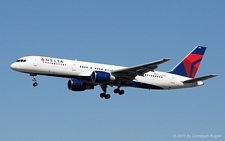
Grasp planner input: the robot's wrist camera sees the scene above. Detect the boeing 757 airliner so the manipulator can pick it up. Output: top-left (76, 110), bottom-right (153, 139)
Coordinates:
top-left (10, 46), bottom-right (217, 99)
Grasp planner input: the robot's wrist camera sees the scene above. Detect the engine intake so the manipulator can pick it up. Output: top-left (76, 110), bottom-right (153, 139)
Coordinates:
top-left (68, 79), bottom-right (94, 91)
top-left (91, 71), bottom-right (115, 83)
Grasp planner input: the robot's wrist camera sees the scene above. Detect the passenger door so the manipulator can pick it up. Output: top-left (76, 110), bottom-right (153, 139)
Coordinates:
top-left (33, 58), bottom-right (38, 66)
top-left (171, 76), bottom-right (175, 84)
top-left (72, 63), bottom-right (76, 71)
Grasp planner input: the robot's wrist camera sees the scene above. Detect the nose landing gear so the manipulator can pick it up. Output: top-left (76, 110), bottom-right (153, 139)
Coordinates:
top-left (33, 81), bottom-right (38, 87)
top-left (30, 74), bottom-right (38, 87)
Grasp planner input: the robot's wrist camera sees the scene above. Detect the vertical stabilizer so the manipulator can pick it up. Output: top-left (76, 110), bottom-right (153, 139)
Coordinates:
top-left (169, 46), bottom-right (206, 78)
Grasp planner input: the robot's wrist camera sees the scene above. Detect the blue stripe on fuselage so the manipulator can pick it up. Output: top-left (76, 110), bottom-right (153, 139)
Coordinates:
top-left (127, 81), bottom-right (163, 89)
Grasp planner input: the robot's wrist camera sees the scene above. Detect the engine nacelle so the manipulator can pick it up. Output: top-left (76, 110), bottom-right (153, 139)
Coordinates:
top-left (91, 71), bottom-right (115, 83)
top-left (68, 79), bottom-right (94, 91)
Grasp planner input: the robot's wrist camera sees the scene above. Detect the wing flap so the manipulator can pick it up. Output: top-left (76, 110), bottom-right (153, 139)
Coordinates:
top-left (182, 74), bottom-right (217, 83)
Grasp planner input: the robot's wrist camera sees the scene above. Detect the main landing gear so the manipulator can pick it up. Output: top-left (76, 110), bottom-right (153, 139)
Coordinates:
top-left (100, 93), bottom-right (111, 99)
top-left (30, 73), bottom-right (38, 87)
top-left (99, 85), bottom-right (125, 99)
top-left (113, 80), bottom-right (125, 95)
top-left (114, 88), bottom-right (125, 95)
top-left (99, 84), bottom-right (111, 99)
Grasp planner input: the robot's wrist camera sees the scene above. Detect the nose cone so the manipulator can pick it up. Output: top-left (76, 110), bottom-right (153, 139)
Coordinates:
top-left (10, 63), bottom-right (17, 70)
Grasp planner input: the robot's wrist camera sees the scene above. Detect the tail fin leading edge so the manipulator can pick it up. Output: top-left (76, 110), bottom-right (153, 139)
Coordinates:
top-left (169, 46), bottom-right (207, 78)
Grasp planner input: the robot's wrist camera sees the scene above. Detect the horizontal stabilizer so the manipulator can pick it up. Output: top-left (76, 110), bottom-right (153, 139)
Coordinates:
top-left (182, 74), bottom-right (217, 83)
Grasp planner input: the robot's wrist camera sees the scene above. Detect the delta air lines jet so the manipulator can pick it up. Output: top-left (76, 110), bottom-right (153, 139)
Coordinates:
top-left (10, 46), bottom-right (217, 99)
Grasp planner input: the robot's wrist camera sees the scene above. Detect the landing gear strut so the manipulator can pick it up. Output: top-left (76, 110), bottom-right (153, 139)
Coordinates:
top-left (30, 73), bottom-right (38, 87)
top-left (100, 84), bottom-right (111, 99)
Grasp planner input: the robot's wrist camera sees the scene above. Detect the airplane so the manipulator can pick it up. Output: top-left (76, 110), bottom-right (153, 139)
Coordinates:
top-left (10, 46), bottom-right (217, 99)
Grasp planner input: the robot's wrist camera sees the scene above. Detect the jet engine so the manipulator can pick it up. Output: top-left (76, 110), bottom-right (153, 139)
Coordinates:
top-left (91, 71), bottom-right (115, 83)
top-left (68, 79), bottom-right (94, 91)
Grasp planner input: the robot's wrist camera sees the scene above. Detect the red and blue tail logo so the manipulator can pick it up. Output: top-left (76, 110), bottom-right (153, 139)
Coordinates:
top-left (169, 46), bottom-right (206, 78)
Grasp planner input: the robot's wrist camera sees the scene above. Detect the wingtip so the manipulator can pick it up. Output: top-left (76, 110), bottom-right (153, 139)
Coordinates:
top-left (163, 58), bottom-right (171, 61)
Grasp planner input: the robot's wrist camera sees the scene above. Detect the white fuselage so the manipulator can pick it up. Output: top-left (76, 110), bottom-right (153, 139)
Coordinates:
top-left (10, 56), bottom-right (203, 90)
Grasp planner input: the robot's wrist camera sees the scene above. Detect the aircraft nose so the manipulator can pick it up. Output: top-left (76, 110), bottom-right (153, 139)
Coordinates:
top-left (10, 63), bottom-right (17, 70)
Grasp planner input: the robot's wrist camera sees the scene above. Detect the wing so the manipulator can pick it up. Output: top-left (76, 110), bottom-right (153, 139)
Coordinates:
top-left (112, 58), bottom-right (170, 83)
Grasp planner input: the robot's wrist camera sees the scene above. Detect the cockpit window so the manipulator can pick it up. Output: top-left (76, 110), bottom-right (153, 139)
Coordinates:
top-left (16, 59), bottom-right (26, 62)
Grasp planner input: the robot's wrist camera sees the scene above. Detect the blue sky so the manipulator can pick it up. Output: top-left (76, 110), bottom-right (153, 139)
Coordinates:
top-left (1, 1), bottom-right (224, 141)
